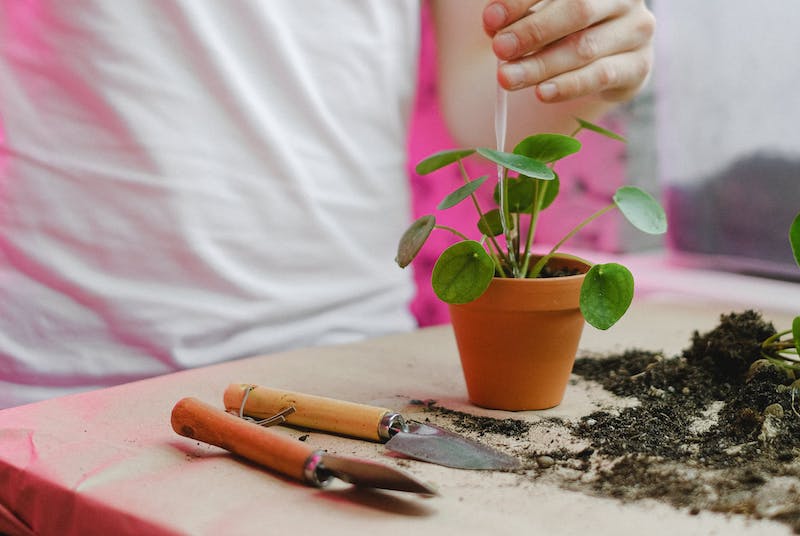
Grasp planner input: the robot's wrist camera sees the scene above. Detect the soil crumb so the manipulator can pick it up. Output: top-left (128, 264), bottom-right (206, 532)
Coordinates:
top-left (409, 398), bottom-right (531, 439)
top-left (425, 311), bottom-right (800, 533)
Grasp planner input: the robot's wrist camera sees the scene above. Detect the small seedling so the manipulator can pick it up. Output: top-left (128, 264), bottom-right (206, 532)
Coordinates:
top-left (397, 118), bottom-right (668, 330)
top-left (760, 211), bottom-right (800, 413)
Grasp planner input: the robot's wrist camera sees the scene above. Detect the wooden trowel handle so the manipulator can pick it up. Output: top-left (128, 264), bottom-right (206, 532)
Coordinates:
top-left (171, 397), bottom-right (320, 485)
top-left (223, 384), bottom-right (398, 442)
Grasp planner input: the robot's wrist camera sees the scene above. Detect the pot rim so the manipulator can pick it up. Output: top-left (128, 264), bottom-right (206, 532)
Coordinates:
top-left (494, 252), bottom-right (592, 282)
top-left (447, 253), bottom-right (591, 310)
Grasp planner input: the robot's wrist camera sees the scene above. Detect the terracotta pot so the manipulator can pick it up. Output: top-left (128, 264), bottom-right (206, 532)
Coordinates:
top-left (448, 255), bottom-right (589, 411)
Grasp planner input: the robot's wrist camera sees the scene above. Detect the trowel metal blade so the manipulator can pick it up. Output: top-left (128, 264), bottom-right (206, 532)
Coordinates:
top-left (320, 453), bottom-right (438, 495)
top-left (385, 421), bottom-right (521, 471)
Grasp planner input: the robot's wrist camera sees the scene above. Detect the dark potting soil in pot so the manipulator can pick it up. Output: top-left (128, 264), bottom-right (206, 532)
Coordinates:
top-left (413, 311), bottom-right (800, 533)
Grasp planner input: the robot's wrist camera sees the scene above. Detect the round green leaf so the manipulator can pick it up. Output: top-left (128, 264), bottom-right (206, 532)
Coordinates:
top-left (437, 176), bottom-right (488, 210)
top-left (580, 263), bottom-right (634, 330)
top-left (431, 241), bottom-right (495, 304)
top-left (793, 316), bottom-right (800, 355)
top-left (475, 148), bottom-right (554, 180)
top-left (613, 186), bottom-right (668, 235)
top-left (789, 212), bottom-right (800, 268)
top-left (492, 174), bottom-right (560, 213)
top-left (395, 215), bottom-right (435, 268)
top-left (477, 208), bottom-right (512, 237)
top-left (537, 172), bottom-right (560, 210)
top-left (493, 177), bottom-right (535, 213)
top-left (513, 134), bottom-right (581, 163)
top-left (415, 149), bottom-right (476, 175)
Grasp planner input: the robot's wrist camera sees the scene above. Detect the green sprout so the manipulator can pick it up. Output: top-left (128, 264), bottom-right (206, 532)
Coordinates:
top-left (396, 118), bottom-right (668, 331)
top-left (759, 211), bottom-right (800, 415)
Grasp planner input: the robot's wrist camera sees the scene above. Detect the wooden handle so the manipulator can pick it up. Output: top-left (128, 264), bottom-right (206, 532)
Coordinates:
top-left (223, 384), bottom-right (392, 442)
top-left (171, 397), bottom-right (316, 484)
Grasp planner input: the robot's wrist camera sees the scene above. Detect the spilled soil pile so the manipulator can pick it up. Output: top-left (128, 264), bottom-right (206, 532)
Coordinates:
top-left (565, 310), bottom-right (800, 532)
top-left (425, 311), bottom-right (800, 533)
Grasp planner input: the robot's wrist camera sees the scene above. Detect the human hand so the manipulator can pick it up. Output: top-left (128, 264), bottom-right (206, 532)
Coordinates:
top-left (482, 0), bottom-right (655, 103)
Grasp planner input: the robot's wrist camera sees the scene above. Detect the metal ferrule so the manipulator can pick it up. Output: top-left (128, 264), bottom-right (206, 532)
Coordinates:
top-left (377, 411), bottom-right (407, 441)
top-left (303, 450), bottom-right (333, 488)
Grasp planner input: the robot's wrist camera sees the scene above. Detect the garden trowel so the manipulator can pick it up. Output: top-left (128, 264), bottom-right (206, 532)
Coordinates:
top-left (171, 397), bottom-right (437, 495)
top-left (223, 384), bottom-right (521, 471)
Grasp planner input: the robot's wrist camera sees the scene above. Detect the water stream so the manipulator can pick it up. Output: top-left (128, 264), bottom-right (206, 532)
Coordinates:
top-left (494, 67), bottom-right (519, 276)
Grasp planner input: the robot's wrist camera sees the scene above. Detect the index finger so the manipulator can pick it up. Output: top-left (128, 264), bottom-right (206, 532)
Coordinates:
top-left (491, 0), bottom-right (618, 61)
top-left (483, 0), bottom-right (550, 37)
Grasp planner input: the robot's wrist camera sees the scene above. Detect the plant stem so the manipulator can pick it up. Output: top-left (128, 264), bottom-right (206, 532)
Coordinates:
top-left (520, 179), bottom-right (550, 276)
top-left (434, 224), bottom-right (470, 241)
top-left (489, 251), bottom-right (508, 278)
top-left (763, 355), bottom-right (800, 373)
top-left (762, 330), bottom-right (800, 368)
top-left (456, 160), bottom-right (509, 271)
top-left (455, 160), bottom-right (509, 278)
top-left (528, 203), bottom-right (616, 278)
top-left (498, 167), bottom-right (521, 277)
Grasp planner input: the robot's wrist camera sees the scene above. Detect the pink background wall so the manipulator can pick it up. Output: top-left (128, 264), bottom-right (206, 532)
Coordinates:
top-left (407, 6), bottom-right (628, 327)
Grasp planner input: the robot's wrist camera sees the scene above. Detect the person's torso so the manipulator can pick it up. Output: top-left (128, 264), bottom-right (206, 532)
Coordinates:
top-left (0, 0), bottom-right (420, 406)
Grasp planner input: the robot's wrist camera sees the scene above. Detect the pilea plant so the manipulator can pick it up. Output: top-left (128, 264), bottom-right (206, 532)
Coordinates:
top-left (759, 211), bottom-right (800, 382)
top-left (397, 118), bottom-right (668, 330)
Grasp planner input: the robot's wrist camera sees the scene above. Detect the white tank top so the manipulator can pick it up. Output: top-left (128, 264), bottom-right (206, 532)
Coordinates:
top-left (0, 1), bottom-right (420, 406)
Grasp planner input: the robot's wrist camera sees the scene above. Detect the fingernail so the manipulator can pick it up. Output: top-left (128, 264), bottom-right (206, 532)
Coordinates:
top-left (501, 63), bottom-right (525, 89)
top-left (494, 32), bottom-right (518, 59)
top-left (484, 3), bottom-right (507, 29)
top-left (537, 82), bottom-right (558, 101)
